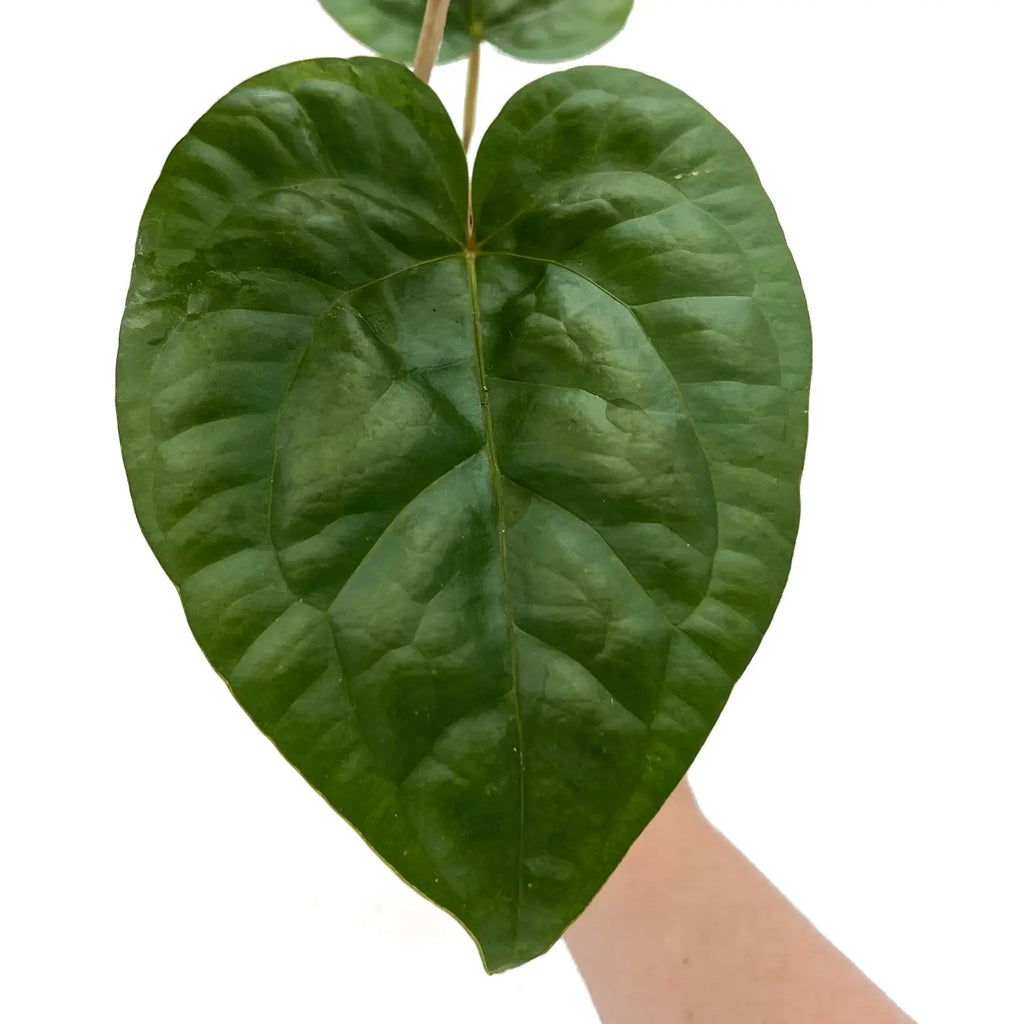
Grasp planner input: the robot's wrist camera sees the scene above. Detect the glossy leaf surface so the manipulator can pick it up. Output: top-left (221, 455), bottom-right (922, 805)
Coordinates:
top-left (117, 57), bottom-right (810, 971)
top-left (317, 0), bottom-right (633, 64)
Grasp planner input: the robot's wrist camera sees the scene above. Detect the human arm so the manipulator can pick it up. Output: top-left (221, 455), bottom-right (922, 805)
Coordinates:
top-left (566, 781), bottom-right (915, 1024)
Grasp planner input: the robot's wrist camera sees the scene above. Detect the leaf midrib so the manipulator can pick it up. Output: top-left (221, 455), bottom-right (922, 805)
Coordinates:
top-left (465, 249), bottom-right (527, 942)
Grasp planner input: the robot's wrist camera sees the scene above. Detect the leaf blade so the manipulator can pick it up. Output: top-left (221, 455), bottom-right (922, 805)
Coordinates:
top-left (118, 58), bottom-right (810, 973)
top-left (317, 0), bottom-right (633, 64)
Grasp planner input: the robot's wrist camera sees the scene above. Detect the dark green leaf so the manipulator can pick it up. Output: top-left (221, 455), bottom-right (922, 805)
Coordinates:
top-left (117, 56), bottom-right (810, 971)
top-left (317, 0), bottom-right (634, 64)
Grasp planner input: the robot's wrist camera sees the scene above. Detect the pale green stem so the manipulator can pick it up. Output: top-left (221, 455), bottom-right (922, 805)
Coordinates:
top-left (462, 41), bottom-right (481, 152)
top-left (413, 0), bottom-right (453, 82)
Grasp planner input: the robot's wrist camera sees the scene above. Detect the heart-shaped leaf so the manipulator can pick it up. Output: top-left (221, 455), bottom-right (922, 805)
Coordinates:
top-left (117, 57), bottom-right (810, 971)
top-left (317, 0), bottom-right (633, 64)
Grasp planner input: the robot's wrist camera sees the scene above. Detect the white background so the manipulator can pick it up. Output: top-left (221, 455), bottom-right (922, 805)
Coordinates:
top-left (2, 1), bottom-right (1021, 1020)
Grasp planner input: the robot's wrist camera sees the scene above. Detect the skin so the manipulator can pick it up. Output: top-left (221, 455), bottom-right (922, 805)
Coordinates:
top-left (566, 782), bottom-right (916, 1024)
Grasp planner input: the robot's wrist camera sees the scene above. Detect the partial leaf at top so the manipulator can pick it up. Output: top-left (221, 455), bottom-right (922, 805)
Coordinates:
top-left (117, 57), bottom-right (810, 972)
top-left (317, 0), bottom-right (634, 64)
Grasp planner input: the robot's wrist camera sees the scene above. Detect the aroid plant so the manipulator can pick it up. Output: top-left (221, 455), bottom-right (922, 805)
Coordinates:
top-left (116, 0), bottom-right (811, 973)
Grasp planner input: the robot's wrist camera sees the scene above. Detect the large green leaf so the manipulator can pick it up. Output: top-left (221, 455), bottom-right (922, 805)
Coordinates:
top-left (117, 56), bottom-right (810, 971)
top-left (317, 0), bottom-right (634, 64)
